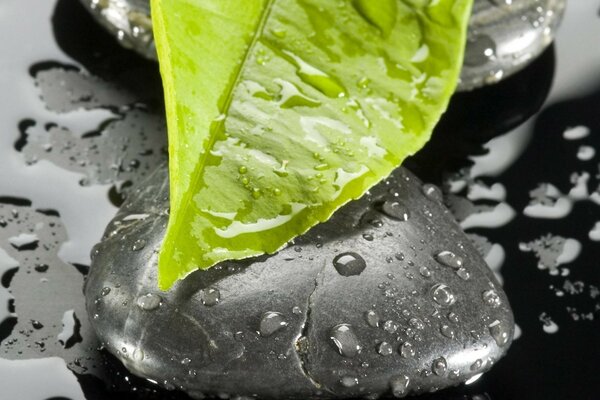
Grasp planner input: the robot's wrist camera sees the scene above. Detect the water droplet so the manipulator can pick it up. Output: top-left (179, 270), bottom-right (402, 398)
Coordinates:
top-left (271, 28), bottom-right (287, 38)
top-left (482, 289), bottom-right (502, 308)
top-left (422, 183), bottom-right (443, 202)
top-left (132, 238), bottom-right (146, 251)
top-left (489, 320), bottom-right (510, 347)
top-left (292, 306), bottom-right (302, 315)
top-left (399, 342), bottom-right (415, 358)
top-left (377, 341), bottom-right (393, 356)
top-left (490, 0), bottom-right (513, 7)
top-left (362, 233), bottom-right (374, 241)
top-left (34, 263), bottom-right (49, 273)
top-left (333, 252), bottom-right (366, 276)
top-left (432, 356), bottom-right (447, 376)
top-left (356, 76), bottom-right (371, 89)
top-left (136, 293), bottom-right (163, 311)
top-left (380, 200), bottom-right (410, 221)
top-left (434, 251), bottom-right (463, 269)
top-left (330, 324), bottom-right (362, 357)
top-left (31, 320), bottom-right (44, 330)
top-left (101, 287), bottom-right (111, 296)
top-left (470, 359), bottom-right (483, 371)
top-left (286, 51), bottom-right (346, 98)
top-left (449, 369), bottom-right (460, 379)
top-left (181, 357), bottom-right (192, 365)
top-left (361, 211), bottom-right (384, 228)
top-left (132, 348), bottom-right (144, 361)
top-left (389, 374), bottom-right (410, 397)
top-left (200, 287), bottom-right (220, 306)
top-left (259, 311), bottom-right (288, 337)
top-left (353, 0), bottom-right (397, 36)
top-left (440, 324), bottom-right (455, 339)
top-left (419, 266), bottom-right (432, 278)
top-left (447, 312), bottom-right (459, 323)
top-left (340, 375), bottom-right (359, 388)
top-left (464, 34), bottom-right (496, 66)
top-left (383, 320), bottom-right (398, 333)
top-left (408, 317), bottom-right (425, 330)
top-left (456, 267), bottom-right (470, 280)
top-left (431, 283), bottom-right (456, 307)
top-left (365, 310), bottom-right (379, 327)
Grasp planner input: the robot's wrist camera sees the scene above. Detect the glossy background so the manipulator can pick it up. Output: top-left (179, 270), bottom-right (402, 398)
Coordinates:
top-left (0, 0), bottom-right (599, 399)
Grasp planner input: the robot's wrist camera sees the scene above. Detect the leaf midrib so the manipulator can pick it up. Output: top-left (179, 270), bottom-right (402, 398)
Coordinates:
top-left (168, 0), bottom-right (277, 262)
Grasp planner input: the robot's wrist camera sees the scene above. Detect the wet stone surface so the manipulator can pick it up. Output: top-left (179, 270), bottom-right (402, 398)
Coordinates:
top-left (86, 164), bottom-right (514, 399)
top-left (78, 0), bottom-right (566, 92)
top-left (459, 0), bottom-right (565, 91)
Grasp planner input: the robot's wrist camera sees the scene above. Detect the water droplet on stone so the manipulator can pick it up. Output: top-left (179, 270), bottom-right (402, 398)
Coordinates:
top-left (133, 348), bottom-right (144, 361)
top-left (408, 317), bottom-right (425, 330)
top-left (465, 34), bottom-right (496, 66)
top-left (292, 306), bottom-right (302, 315)
top-left (399, 342), bottom-right (415, 358)
top-left (340, 375), bottom-right (359, 388)
top-left (431, 283), bottom-right (456, 307)
top-left (361, 211), bottom-right (384, 228)
top-left (440, 324), bottom-right (455, 339)
top-left (362, 233), bottom-right (374, 241)
top-left (447, 312), bottom-right (459, 323)
top-left (422, 183), bottom-right (443, 202)
top-left (330, 324), bottom-right (362, 357)
top-left (365, 310), bottom-right (379, 327)
top-left (200, 287), bottom-right (220, 306)
top-left (489, 320), bottom-right (510, 347)
top-left (136, 293), bottom-right (163, 311)
top-left (449, 369), bottom-right (460, 379)
top-left (132, 238), bottom-right (146, 251)
top-left (490, 0), bottom-right (513, 7)
top-left (456, 267), bottom-right (470, 280)
top-left (482, 289), bottom-right (502, 308)
top-left (432, 356), bottom-right (447, 376)
top-left (259, 311), bottom-right (288, 337)
top-left (181, 357), bottom-right (192, 365)
top-left (434, 251), bottom-right (463, 269)
top-left (389, 374), bottom-right (410, 397)
top-left (383, 320), bottom-right (399, 333)
top-left (333, 252), bottom-right (366, 276)
top-left (377, 341), bottom-right (393, 356)
top-left (470, 359), bottom-right (483, 371)
top-left (419, 266), bottom-right (432, 278)
top-left (380, 200), bottom-right (410, 221)
top-left (101, 287), bottom-right (111, 296)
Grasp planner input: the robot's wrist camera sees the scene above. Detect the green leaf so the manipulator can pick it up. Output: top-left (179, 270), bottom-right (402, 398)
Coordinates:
top-left (152, 0), bottom-right (472, 290)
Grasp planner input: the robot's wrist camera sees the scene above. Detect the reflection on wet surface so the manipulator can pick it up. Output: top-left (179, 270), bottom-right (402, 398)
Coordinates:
top-left (0, 197), bottom-right (99, 376)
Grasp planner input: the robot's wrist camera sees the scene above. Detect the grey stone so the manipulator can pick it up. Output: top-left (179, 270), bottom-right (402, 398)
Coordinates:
top-left (79, 0), bottom-right (155, 60)
top-left (85, 163), bottom-right (514, 399)
top-left (459, 0), bottom-right (565, 91)
top-left (79, 0), bottom-right (565, 91)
